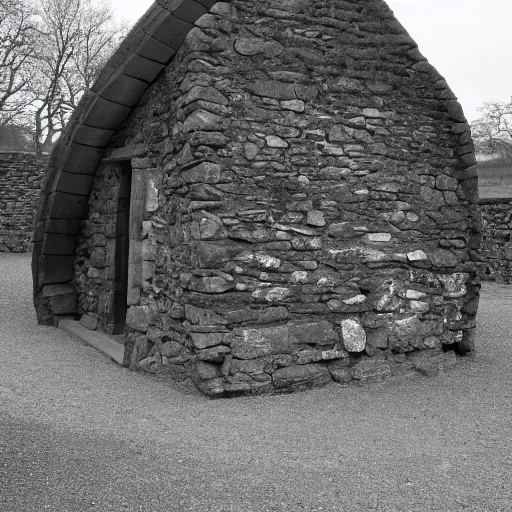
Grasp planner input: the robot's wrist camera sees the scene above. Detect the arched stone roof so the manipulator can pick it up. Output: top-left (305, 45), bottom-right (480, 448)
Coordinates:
top-left (32, 0), bottom-right (226, 322)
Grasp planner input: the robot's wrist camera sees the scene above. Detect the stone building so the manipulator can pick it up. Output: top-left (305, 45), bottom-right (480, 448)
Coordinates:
top-left (32, 0), bottom-right (481, 397)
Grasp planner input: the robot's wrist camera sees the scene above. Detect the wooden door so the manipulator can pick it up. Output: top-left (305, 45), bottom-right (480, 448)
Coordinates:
top-left (112, 162), bottom-right (132, 334)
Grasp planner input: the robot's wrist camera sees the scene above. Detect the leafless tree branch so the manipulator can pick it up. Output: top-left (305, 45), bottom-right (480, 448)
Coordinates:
top-left (471, 98), bottom-right (512, 164)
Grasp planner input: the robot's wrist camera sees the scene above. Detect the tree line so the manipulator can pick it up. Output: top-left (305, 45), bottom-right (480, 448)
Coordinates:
top-left (0, 0), bottom-right (125, 153)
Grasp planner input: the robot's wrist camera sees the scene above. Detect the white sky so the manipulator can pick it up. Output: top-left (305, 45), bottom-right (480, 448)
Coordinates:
top-left (111, 0), bottom-right (512, 123)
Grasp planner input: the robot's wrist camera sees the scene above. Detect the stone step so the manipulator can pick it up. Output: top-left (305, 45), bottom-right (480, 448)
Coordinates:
top-left (58, 317), bottom-right (125, 365)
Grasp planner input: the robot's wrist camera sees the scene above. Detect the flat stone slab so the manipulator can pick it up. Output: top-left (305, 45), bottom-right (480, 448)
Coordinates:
top-left (58, 317), bottom-right (124, 365)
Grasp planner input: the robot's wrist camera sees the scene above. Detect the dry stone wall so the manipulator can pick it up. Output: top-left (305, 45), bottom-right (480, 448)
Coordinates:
top-left (0, 152), bottom-right (46, 252)
top-left (477, 198), bottom-right (512, 282)
top-left (69, 1), bottom-right (481, 397)
top-left (74, 163), bottom-right (125, 332)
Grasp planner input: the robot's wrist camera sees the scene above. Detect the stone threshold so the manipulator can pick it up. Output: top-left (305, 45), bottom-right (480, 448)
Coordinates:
top-left (58, 317), bottom-right (125, 365)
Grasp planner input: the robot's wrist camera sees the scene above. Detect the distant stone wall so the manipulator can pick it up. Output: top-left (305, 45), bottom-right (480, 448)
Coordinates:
top-left (477, 198), bottom-right (512, 282)
top-left (0, 152), bottom-right (46, 252)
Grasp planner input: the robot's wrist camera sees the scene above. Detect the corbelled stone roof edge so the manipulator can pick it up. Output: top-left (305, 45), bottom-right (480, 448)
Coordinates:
top-left (381, 3), bottom-right (476, 192)
top-left (32, 0), bottom-right (228, 324)
top-left (381, 3), bottom-right (468, 124)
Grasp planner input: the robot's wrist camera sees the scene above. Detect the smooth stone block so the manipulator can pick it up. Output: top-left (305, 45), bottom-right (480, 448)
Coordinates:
top-left (38, 255), bottom-right (75, 285)
top-left (49, 192), bottom-right (89, 220)
top-left (56, 173), bottom-right (94, 196)
top-left (42, 233), bottom-right (78, 255)
top-left (74, 125), bottom-right (114, 147)
top-left (151, 14), bottom-right (194, 50)
top-left (100, 73), bottom-right (149, 107)
top-left (61, 143), bottom-right (105, 175)
top-left (272, 364), bottom-right (331, 390)
top-left (84, 96), bottom-right (132, 130)
top-left (132, 34), bottom-right (176, 63)
top-left (122, 54), bottom-right (165, 82)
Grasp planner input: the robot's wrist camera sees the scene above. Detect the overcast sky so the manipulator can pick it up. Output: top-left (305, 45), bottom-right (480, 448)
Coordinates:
top-left (110, 0), bottom-right (511, 123)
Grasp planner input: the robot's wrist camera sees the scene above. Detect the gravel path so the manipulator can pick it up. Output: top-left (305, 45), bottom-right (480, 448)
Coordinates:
top-left (1, 253), bottom-right (511, 512)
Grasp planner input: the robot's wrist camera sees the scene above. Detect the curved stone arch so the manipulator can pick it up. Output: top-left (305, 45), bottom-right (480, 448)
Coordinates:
top-left (32, 0), bottom-right (226, 323)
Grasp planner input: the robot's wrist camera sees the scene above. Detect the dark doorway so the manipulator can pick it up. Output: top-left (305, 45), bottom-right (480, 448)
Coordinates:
top-left (112, 162), bottom-right (132, 334)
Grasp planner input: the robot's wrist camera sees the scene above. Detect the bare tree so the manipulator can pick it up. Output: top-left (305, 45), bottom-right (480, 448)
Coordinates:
top-left (471, 98), bottom-right (512, 163)
top-left (29, 0), bottom-right (126, 153)
top-left (73, 1), bottom-right (126, 93)
top-left (0, 0), bottom-right (37, 125)
top-left (0, 0), bottom-right (126, 153)
top-left (30, 0), bottom-right (86, 152)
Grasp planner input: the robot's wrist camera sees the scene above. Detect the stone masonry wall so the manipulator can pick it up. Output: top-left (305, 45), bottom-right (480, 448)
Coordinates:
top-left (477, 198), bottom-right (512, 283)
top-left (75, 1), bottom-right (480, 397)
top-left (75, 163), bottom-right (124, 332)
top-left (0, 152), bottom-right (46, 252)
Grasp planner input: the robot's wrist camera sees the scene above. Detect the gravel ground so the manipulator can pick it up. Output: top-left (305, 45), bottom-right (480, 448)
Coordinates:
top-left (1, 253), bottom-right (511, 512)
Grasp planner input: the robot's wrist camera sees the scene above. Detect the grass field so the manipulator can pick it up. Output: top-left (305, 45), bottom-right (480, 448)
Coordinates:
top-left (477, 162), bottom-right (512, 198)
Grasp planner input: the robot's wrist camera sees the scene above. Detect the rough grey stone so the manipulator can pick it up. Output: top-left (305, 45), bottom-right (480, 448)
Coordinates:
top-left (328, 223), bottom-right (367, 238)
top-left (319, 166), bottom-right (350, 180)
top-left (281, 100), bottom-right (305, 112)
top-left (196, 212), bottom-right (227, 240)
top-left (190, 332), bottom-right (224, 349)
top-left (388, 315), bottom-right (422, 352)
top-left (436, 174), bottom-right (458, 191)
top-left (187, 276), bottom-right (235, 294)
top-left (182, 109), bottom-right (223, 133)
top-left (367, 233), bottom-right (392, 242)
top-left (184, 305), bottom-right (227, 326)
top-left (197, 345), bottom-right (231, 363)
top-left (248, 80), bottom-right (296, 100)
top-left (427, 249), bottom-right (459, 268)
top-left (79, 314), bottom-right (98, 331)
top-left (289, 321), bottom-right (339, 346)
top-left (350, 357), bottom-right (392, 382)
top-left (234, 38), bottom-right (283, 58)
top-left (223, 307), bottom-right (289, 325)
top-left (231, 325), bottom-right (291, 360)
top-left (181, 85), bottom-right (229, 107)
top-left (181, 162), bottom-right (222, 184)
top-left (244, 142), bottom-right (260, 160)
top-left (188, 184), bottom-right (224, 201)
top-left (194, 360), bottom-right (222, 381)
top-left (265, 135), bottom-right (288, 148)
top-left (126, 306), bottom-right (152, 333)
top-left (306, 210), bottom-right (326, 227)
top-left (340, 319), bottom-right (366, 352)
top-left (159, 340), bottom-right (186, 358)
top-left (252, 287), bottom-right (291, 303)
top-left (328, 365), bottom-right (353, 384)
top-left (272, 364), bottom-right (331, 390)
top-left (407, 250), bottom-right (428, 262)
